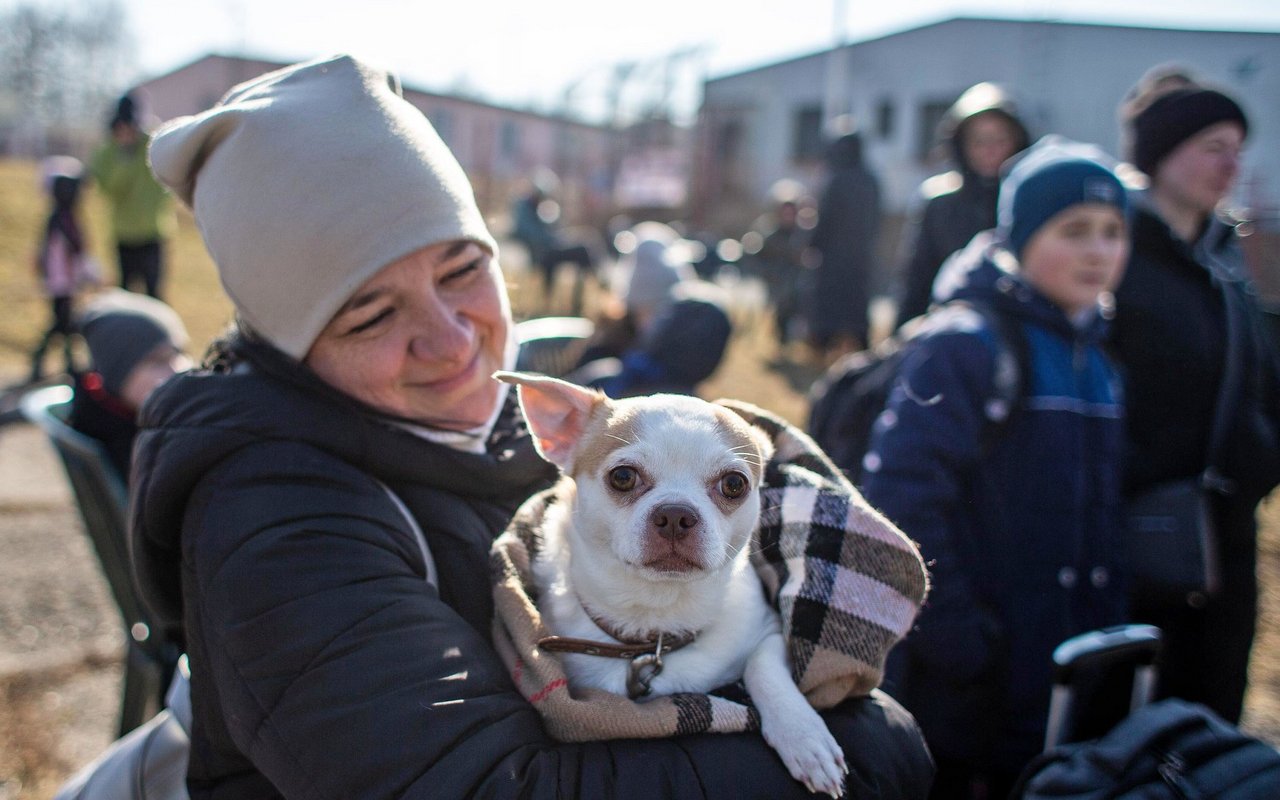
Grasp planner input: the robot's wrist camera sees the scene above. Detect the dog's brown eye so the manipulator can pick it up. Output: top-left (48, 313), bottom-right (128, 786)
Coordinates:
top-left (609, 466), bottom-right (638, 492)
top-left (720, 471), bottom-right (749, 499)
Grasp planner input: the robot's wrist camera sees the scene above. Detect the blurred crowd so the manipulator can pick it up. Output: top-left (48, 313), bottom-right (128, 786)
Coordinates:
top-left (12, 55), bottom-right (1280, 800)
top-left (409, 61), bottom-right (1280, 798)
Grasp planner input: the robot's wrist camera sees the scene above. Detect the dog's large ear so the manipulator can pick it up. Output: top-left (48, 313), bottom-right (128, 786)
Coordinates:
top-left (493, 371), bottom-right (604, 470)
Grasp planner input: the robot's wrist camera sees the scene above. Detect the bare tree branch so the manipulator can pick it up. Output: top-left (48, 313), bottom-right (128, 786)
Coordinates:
top-left (0, 0), bottom-right (135, 155)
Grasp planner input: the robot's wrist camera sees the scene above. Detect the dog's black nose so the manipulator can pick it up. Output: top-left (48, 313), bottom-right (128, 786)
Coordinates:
top-left (650, 504), bottom-right (700, 540)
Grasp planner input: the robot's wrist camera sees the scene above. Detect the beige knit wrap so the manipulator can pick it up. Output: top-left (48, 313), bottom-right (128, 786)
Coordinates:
top-left (490, 399), bottom-right (928, 741)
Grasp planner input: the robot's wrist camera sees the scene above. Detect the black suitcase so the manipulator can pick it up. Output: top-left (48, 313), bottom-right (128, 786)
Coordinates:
top-left (1014, 623), bottom-right (1280, 799)
top-left (1042, 623), bottom-right (1162, 750)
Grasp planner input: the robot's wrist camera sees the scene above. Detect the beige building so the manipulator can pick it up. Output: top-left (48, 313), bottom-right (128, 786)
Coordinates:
top-left (132, 54), bottom-right (618, 225)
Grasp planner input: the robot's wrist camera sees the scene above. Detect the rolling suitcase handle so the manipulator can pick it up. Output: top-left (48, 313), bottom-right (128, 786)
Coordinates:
top-left (1043, 624), bottom-right (1162, 750)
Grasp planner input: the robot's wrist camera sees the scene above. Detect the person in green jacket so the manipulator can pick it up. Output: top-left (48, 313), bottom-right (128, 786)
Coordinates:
top-left (88, 93), bottom-right (175, 299)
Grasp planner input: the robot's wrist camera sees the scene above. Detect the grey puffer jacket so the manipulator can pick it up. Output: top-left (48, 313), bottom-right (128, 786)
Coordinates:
top-left (130, 336), bottom-right (934, 800)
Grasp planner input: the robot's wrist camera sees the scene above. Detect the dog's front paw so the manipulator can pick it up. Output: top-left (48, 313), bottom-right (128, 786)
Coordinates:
top-left (762, 708), bottom-right (848, 798)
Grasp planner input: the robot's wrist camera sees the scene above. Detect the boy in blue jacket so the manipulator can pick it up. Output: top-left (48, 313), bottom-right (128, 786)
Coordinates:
top-left (860, 138), bottom-right (1131, 798)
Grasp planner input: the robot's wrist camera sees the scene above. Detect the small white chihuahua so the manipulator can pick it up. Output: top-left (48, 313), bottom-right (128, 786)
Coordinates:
top-left (496, 371), bottom-right (847, 798)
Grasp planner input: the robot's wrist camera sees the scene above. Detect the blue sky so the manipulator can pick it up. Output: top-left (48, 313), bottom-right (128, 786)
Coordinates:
top-left (101, 0), bottom-right (1280, 122)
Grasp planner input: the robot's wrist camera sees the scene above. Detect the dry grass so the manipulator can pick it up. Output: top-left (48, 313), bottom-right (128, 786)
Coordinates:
top-left (0, 157), bottom-right (1276, 800)
top-left (0, 158), bottom-right (234, 377)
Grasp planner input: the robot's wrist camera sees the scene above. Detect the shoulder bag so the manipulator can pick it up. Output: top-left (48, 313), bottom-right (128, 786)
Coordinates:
top-left (1124, 272), bottom-right (1243, 609)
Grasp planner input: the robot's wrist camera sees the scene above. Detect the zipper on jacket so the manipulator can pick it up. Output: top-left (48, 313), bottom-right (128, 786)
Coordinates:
top-left (1155, 750), bottom-right (1194, 800)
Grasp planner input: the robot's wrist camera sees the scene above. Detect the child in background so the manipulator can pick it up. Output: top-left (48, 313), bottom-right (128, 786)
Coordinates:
top-left (70, 289), bottom-right (191, 481)
top-left (859, 137), bottom-right (1131, 798)
top-left (569, 222), bottom-right (731, 397)
top-left (30, 159), bottom-right (96, 383)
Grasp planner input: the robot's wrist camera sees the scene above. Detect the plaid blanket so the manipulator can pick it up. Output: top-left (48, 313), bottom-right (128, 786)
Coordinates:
top-left (489, 399), bottom-right (928, 741)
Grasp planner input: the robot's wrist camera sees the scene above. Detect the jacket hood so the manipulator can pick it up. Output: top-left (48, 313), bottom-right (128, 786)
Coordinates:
top-left (826, 131), bottom-right (866, 169)
top-left (940, 83), bottom-right (1031, 179)
top-left (931, 230), bottom-right (1112, 342)
top-left (129, 338), bottom-right (557, 638)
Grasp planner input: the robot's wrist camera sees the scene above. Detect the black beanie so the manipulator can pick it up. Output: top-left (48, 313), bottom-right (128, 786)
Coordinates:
top-left (1128, 88), bottom-right (1248, 176)
top-left (109, 92), bottom-right (137, 130)
top-left (78, 290), bottom-right (188, 397)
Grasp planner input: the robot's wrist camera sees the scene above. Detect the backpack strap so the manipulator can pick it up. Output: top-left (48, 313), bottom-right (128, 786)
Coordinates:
top-left (942, 297), bottom-right (1030, 445)
top-left (805, 297), bottom-right (1029, 483)
top-left (978, 298), bottom-right (1030, 423)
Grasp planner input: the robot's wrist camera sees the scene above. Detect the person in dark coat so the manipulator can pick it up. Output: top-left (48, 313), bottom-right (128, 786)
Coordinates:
top-left (808, 126), bottom-right (881, 360)
top-left (1112, 74), bottom-right (1280, 724)
top-left (128, 55), bottom-right (932, 800)
top-left (69, 289), bottom-right (190, 481)
top-left (747, 186), bottom-right (813, 346)
top-left (861, 139), bottom-right (1132, 798)
top-left (511, 170), bottom-right (596, 315)
top-left (894, 83), bottom-right (1030, 330)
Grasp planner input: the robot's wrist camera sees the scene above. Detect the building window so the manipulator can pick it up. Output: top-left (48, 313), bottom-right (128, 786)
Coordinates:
top-left (917, 100), bottom-right (952, 161)
top-left (876, 99), bottom-right (895, 140)
top-left (717, 119), bottom-right (743, 161)
top-left (429, 108), bottom-right (453, 145)
top-left (792, 106), bottom-right (824, 162)
top-left (500, 120), bottom-right (520, 160)
top-left (556, 127), bottom-right (579, 169)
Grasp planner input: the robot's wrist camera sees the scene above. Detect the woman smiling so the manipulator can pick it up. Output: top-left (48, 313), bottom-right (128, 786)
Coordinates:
top-left (126, 55), bottom-right (931, 799)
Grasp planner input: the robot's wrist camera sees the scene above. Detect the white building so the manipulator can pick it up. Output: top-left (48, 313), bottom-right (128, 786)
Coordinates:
top-left (694, 16), bottom-right (1280, 234)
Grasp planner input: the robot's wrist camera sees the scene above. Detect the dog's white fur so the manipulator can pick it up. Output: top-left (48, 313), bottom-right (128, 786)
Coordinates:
top-left (497, 372), bottom-right (847, 798)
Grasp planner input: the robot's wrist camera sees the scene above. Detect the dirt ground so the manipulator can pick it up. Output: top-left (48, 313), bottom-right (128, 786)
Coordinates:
top-left (0, 420), bottom-right (122, 800)
top-left (1, 319), bottom-right (1279, 798)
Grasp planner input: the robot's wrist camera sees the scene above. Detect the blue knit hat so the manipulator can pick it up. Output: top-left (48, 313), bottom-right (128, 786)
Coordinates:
top-left (997, 136), bottom-right (1128, 258)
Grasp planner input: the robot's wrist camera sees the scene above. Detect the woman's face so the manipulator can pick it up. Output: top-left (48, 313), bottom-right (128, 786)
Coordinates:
top-left (962, 113), bottom-right (1022, 178)
top-left (305, 240), bottom-right (510, 430)
top-left (1020, 204), bottom-right (1128, 317)
top-left (1152, 121), bottom-right (1244, 218)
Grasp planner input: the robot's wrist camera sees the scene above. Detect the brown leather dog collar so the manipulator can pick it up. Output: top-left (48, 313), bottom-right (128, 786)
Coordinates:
top-left (537, 627), bottom-right (697, 699)
top-left (536, 631), bottom-right (696, 660)
top-left (537, 602), bottom-right (698, 659)
top-left (535, 601), bottom-right (701, 697)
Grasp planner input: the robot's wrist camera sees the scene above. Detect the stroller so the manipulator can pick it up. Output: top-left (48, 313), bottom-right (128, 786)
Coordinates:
top-left (1012, 624), bottom-right (1280, 798)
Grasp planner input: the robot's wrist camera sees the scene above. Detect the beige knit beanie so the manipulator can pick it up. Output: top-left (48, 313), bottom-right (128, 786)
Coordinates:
top-left (148, 54), bottom-right (498, 359)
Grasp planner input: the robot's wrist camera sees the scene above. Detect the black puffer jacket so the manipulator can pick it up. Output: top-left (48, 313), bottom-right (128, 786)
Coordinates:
top-left (130, 338), bottom-right (933, 799)
top-left (1111, 204), bottom-right (1280, 506)
top-left (809, 132), bottom-right (881, 347)
top-left (1110, 202), bottom-right (1280, 723)
top-left (895, 87), bottom-right (1029, 328)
